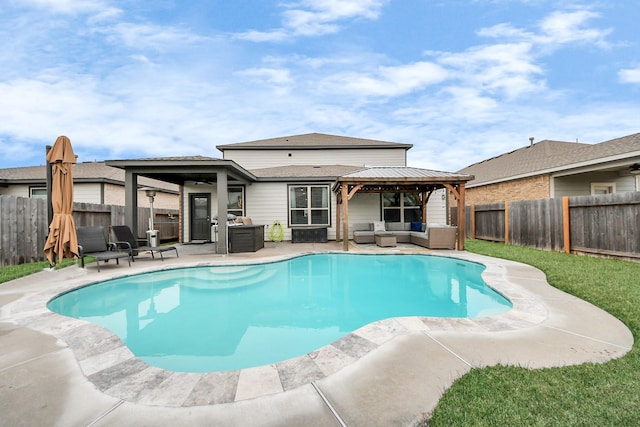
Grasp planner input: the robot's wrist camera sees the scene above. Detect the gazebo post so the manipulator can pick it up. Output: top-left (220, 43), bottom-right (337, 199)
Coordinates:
top-left (335, 191), bottom-right (341, 242)
top-left (457, 183), bottom-right (466, 251)
top-left (342, 185), bottom-right (349, 251)
top-left (421, 189), bottom-right (427, 223)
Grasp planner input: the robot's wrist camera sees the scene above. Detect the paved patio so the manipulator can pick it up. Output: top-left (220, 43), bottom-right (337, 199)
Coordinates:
top-left (0, 242), bottom-right (633, 426)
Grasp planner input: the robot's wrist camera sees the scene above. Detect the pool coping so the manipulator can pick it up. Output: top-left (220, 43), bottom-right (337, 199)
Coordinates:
top-left (1, 244), bottom-right (634, 423)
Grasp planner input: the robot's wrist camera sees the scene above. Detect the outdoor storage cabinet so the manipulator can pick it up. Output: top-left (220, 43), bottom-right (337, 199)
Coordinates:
top-left (291, 227), bottom-right (328, 243)
top-left (228, 225), bottom-right (265, 253)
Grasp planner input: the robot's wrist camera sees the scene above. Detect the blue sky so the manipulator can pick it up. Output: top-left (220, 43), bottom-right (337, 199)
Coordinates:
top-left (1, 0), bottom-right (639, 172)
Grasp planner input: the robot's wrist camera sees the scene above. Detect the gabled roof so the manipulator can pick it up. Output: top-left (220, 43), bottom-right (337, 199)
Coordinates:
top-left (459, 132), bottom-right (640, 186)
top-left (216, 132), bottom-right (413, 151)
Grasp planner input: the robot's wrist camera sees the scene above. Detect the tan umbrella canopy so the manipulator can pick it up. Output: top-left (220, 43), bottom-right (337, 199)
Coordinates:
top-left (43, 136), bottom-right (79, 266)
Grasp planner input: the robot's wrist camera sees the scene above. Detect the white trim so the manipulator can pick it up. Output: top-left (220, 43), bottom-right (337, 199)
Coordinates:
top-left (30, 187), bottom-right (47, 199)
top-left (590, 182), bottom-right (616, 195)
top-left (288, 184), bottom-right (331, 226)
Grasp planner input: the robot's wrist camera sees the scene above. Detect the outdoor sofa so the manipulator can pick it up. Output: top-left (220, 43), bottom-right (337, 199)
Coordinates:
top-left (352, 221), bottom-right (458, 249)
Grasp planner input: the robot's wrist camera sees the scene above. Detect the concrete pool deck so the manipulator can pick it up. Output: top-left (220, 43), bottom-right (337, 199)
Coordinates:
top-left (0, 242), bottom-right (633, 427)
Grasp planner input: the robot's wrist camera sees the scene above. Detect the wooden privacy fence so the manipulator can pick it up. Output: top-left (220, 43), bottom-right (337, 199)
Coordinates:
top-left (458, 192), bottom-right (640, 260)
top-left (0, 195), bottom-right (179, 266)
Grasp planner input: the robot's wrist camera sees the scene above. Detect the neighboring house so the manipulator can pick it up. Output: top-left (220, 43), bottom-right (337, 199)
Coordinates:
top-left (0, 161), bottom-right (179, 209)
top-left (107, 133), bottom-right (471, 253)
top-left (458, 132), bottom-right (640, 205)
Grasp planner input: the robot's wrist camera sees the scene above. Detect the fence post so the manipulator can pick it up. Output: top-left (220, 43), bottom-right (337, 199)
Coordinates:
top-left (470, 204), bottom-right (476, 239)
top-left (504, 201), bottom-right (509, 245)
top-left (563, 196), bottom-right (571, 254)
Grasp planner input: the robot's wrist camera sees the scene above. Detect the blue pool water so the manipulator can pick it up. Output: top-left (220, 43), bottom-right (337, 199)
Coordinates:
top-left (48, 254), bottom-right (511, 372)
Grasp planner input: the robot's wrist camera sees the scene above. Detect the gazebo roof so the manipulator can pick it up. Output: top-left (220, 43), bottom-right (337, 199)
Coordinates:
top-left (333, 167), bottom-right (474, 193)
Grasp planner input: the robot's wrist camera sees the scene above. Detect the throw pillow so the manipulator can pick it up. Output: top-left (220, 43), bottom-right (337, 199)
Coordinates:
top-left (373, 221), bottom-right (386, 232)
top-left (410, 221), bottom-right (422, 232)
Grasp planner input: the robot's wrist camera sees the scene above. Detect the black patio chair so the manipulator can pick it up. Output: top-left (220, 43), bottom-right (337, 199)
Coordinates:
top-left (111, 225), bottom-right (178, 261)
top-left (76, 226), bottom-right (131, 272)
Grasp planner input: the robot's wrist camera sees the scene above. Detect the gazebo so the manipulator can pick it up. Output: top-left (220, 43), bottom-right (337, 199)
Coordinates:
top-left (332, 167), bottom-right (474, 251)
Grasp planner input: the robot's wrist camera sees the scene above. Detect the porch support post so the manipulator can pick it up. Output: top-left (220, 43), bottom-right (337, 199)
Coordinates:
top-left (342, 185), bottom-right (349, 251)
top-left (216, 171), bottom-right (228, 255)
top-left (125, 170), bottom-right (138, 238)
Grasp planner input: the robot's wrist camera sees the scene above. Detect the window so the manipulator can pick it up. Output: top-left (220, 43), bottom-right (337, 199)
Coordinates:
top-left (382, 192), bottom-right (422, 223)
top-left (30, 187), bottom-right (47, 199)
top-left (289, 185), bottom-right (330, 226)
top-left (227, 186), bottom-right (245, 218)
top-left (590, 183), bottom-right (615, 195)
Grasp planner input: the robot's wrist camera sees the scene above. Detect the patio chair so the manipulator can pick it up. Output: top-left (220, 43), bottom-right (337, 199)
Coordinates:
top-left (111, 225), bottom-right (179, 261)
top-left (76, 226), bottom-right (131, 272)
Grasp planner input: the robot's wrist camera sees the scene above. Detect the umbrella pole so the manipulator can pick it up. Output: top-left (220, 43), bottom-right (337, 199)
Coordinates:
top-left (45, 145), bottom-right (53, 227)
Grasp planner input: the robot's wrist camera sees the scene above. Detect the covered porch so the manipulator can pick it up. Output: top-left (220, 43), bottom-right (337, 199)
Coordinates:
top-left (332, 167), bottom-right (474, 251)
top-left (106, 157), bottom-right (257, 254)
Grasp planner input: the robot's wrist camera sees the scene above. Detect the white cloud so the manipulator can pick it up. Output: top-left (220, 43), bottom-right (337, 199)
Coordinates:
top-left (479, 8), bottom-right (612, 48)
top-left (235, 0), bottom-right (388, 41)
top-left (432, 42), bottom-right (544, 99)
top-left (477, 23), bottom-right (533, 40)
top-left (236, 68), bottom-right (293, 86)
top-left (21, 0), bottom-right (112, 14)
top-left (96, 23), bottom-right (209, 50)
top-left (321, 61), bottom-right (448, 97)
top-left (537, 9), bottom-right (611, 47)
top-left (619, 67), bottom-right (640, 84)
top-left (235, 29), bottom-right (289, 43)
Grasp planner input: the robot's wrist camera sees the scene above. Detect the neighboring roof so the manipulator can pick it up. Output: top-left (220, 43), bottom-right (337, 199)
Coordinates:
top-left (109, 155), bottom-right (220, 163)
top-left (0, 162), bottom-right (179, 192)
top-left (250, 165), bottom-right (366, 180)
top-left (216, 132), bottom-right (413, 151)
top-left (459, 133), bottom-right (640, 186)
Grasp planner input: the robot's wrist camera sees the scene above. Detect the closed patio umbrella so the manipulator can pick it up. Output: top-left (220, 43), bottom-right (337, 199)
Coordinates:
top-left (43, 136), bottom-right (79, 266)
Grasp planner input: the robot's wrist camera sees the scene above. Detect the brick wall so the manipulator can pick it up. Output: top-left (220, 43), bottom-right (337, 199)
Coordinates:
top-left (465, 175), bottom-right (550, 205)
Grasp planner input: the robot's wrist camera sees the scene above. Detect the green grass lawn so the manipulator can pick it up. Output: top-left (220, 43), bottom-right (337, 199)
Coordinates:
top-left (429, 240), bottom-right (640, 426)
top-left (0, 258), bottom-right (77, 284)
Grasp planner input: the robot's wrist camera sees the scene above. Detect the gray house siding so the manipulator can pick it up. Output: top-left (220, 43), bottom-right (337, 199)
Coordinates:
top-left (553, 172), bottom-right (637, 198)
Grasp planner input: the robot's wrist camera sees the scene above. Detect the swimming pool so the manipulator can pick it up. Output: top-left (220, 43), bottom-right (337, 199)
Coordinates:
top-left (48, 253), bottom-right (511, 372)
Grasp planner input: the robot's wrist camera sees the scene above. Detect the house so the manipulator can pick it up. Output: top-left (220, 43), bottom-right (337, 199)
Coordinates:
top-left (0, 161), bottom-right (179, 209)
top-left (106, 133), bottom-right (473, 253)
top-left (458, 132), bottom-right (640, 205)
